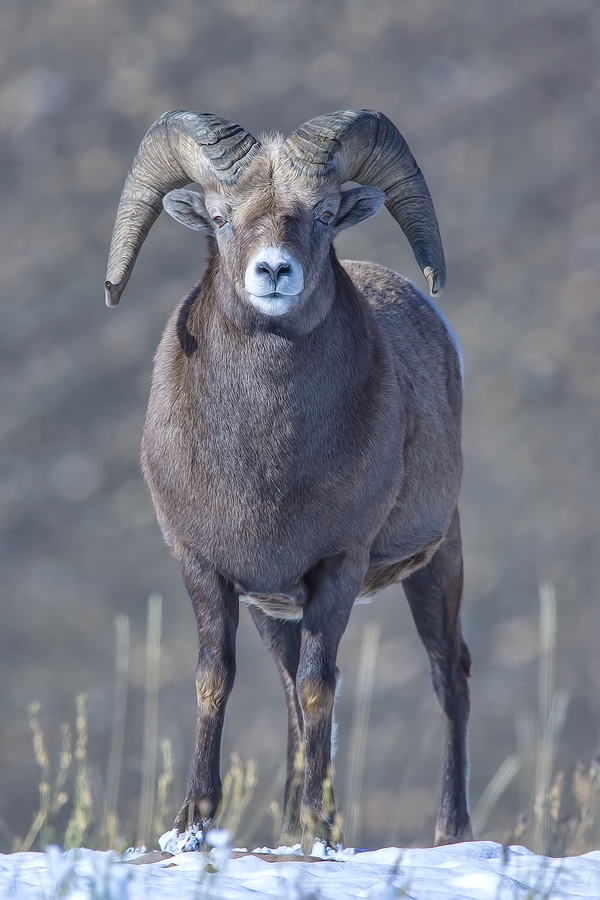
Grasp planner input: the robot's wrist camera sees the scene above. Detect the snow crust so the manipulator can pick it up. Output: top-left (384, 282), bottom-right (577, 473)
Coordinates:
top-left (1, 839), bottom-right (600, 898)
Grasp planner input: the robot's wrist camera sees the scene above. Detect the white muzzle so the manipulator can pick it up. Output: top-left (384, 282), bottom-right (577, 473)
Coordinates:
top-left (244, 246), bottom-right (304, 316)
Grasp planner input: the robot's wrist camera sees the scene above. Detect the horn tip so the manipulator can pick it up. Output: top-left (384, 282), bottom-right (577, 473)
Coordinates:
top-left (423, 266), bottom-right (443, 298)
top-left (105, 280), bottom-right (121, 307)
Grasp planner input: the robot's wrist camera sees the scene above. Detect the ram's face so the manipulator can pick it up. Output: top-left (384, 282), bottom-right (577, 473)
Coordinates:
top-left (163, 142), bottom-right (384, 319)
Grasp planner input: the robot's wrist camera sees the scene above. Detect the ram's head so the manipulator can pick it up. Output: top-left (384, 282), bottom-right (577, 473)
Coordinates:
top-left (105, 109), bottom-right (445, 315)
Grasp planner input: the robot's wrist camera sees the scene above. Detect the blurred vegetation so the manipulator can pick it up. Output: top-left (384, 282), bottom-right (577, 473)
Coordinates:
top-left (5, 586), bottom-right (600, 857)
top-left (1, 0), bottom-right (600, 850)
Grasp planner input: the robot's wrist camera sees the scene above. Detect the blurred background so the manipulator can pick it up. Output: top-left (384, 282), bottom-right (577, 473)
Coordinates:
top-left (1, 0), bottom-right (599, 852)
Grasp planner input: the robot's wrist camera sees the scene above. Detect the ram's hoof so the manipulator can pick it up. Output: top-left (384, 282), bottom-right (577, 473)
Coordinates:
top-left (173, 798), bottom-right (214, 848)
top-left (434, 818), bottom-right (473, 846)
top-left (300, 806), bottom-right (335, 856)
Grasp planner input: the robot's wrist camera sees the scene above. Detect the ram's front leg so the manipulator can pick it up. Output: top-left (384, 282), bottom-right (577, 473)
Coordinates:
top-left (297, 551), bottom-right (368, 853)
top-left (174, 554), bottom-right (239, 836)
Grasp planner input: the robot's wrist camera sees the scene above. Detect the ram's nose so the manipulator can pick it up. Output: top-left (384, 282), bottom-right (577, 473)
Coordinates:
top-left (245, 247), bottom-right (304, 298)
top-left (256, 258), bottom-right (291, 283)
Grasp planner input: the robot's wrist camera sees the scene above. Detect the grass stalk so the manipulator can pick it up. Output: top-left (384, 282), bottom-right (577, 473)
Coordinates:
top-left (0, 815), bottom-right (15, 850)
top-left (343, 621), bottom-right (380, 849)
top-left (19, 706), bottom-right (71, 851)
top-left (532, 582), bottom-right (556, 855)
top-left (532, 583), bottom-right (570, 855)
top-left (515, 711), bottom-right (537, 817)
top-left (239, 763), bottom-right (286, 849)
top-left (21, 703), bottom-right (50, 851)
top-left (153, 738), bottom-right (175, 837)
top-left (137, 594), bottom-right (162, 848)
top-left (269, 800), bottom-right (283, 847)
top-left (385, 756), bottom-right (414, 847)
top-left (64, 695), bottom-right (92, 850)
top-left (567, 758), bottom-right (600, 854)
top-left (101, 614), bottom-right (130, 849)
top-left (590, 729), bottom-right (600, 852)
top-left (472, 753), bottom-right (521, 837)
top-left (216, 753), bottom-right (257, 840)
top-left (593, 755), bottom-right (600, 851)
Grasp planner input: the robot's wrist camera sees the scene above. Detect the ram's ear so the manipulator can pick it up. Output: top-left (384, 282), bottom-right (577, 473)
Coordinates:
top-left (333, 186), bottom-right (385, 232)
top-left (163, 189), bottom-right (213, 232)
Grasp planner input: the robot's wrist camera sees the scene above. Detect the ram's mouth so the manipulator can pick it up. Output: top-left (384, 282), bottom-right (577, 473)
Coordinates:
top-left (246, 292), bottom-right (300, 316)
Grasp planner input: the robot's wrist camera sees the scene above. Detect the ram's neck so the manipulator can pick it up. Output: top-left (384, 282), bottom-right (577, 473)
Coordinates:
top-left (177, 257), bottom-right (380, 428)
top-left (190, 245), bottom-right (347, 340)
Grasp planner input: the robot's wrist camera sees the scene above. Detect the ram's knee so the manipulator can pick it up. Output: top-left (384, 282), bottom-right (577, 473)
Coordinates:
top-left (195, 664), bottom-right (233, 715)
top-left (298, 675), bottom-right (336, 718)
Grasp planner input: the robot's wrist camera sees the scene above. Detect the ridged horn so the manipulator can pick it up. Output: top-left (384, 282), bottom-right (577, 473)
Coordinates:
top-left (105, 111), bottom-right (260, 307)
top-left (285, 109), bottom-right (445, 296)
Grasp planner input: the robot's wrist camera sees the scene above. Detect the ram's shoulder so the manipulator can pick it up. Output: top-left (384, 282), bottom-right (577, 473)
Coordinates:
top-left (340, 260), bottom-right (417, 310)
top-left (341, 259), bottom-right (464, 386)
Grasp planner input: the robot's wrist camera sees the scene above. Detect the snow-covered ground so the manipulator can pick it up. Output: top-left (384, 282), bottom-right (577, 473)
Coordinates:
top-left (1, 836), bottom-right (600, 899)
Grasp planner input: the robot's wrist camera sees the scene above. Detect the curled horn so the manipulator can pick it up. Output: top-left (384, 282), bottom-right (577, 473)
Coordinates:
top-left (105, 111), bottom-right (260, 307)
top-left (285, 109), bottom-right (445, 297)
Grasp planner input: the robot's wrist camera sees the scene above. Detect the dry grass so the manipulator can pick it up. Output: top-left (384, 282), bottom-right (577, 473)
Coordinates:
top-left (154, 738), bottom-right (175, 838)
top-left (15, 704), bottom-right (71, 852)
top-left (137, 595), bottom-right (162, 849)
top-left (499, 583), bottom-right (600, 856)
top-left (472, 753), bottom-right (521, 837)
top-left (238, 762), bottom-right (286, 849)
top-left (7, 596), bottom-right (259, 854)
top-left (343, 622), bottom-right (380, 849)
top-left (101, 614), bottom-right (129, 850)
top-left (63, 694), bottom-right (92, 850)
top-left (215, 753), bottom-right (257, 839)
top-left (506, 755), bottom-right (600, 857)
top-left (8, 598), bottom-right (175, 853)
top-left (8, 583), bottom-right (600, 858)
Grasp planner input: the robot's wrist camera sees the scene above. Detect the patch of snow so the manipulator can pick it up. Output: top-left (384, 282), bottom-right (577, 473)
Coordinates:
top-left (252, 843), bottom-right (305, 856)
top-left (158, 825), bottom-right (204, 854)
top-left (1, 839), bottom-right (600, 898)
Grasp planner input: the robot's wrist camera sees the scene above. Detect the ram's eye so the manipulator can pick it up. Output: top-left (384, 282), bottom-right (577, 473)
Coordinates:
top-left (318, 210), bottom-right (334, 225)
top-left (213, 216), bottom-right (227, 228)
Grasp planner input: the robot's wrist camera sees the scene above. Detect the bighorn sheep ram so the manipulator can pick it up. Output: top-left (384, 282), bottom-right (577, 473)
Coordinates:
top-left (105, 108), bottom-right (472, 849)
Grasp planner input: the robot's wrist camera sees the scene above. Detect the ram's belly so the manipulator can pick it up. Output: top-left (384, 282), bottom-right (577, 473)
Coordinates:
top-left (360, 534), bottom-right (444, 599)
top-left (190, 498), bottom-right (346, 591)
top-left (242, 592), bottom-right (304, 621)
top-left (241, 531), bottom-right (444, 620)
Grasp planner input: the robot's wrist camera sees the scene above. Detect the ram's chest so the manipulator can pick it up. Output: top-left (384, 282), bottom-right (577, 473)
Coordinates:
top-left (143, 386), bottom-right (402, 596)
top-left (141, 320), bottom-right (406, 588)
top-left (144, 391), bottom-right (350, 579)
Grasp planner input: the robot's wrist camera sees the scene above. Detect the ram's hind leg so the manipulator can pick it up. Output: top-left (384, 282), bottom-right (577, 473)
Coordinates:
top-left (401, 508), bottom-right (472, 845)
top-left (248, 606), bottom-right (304, 843)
